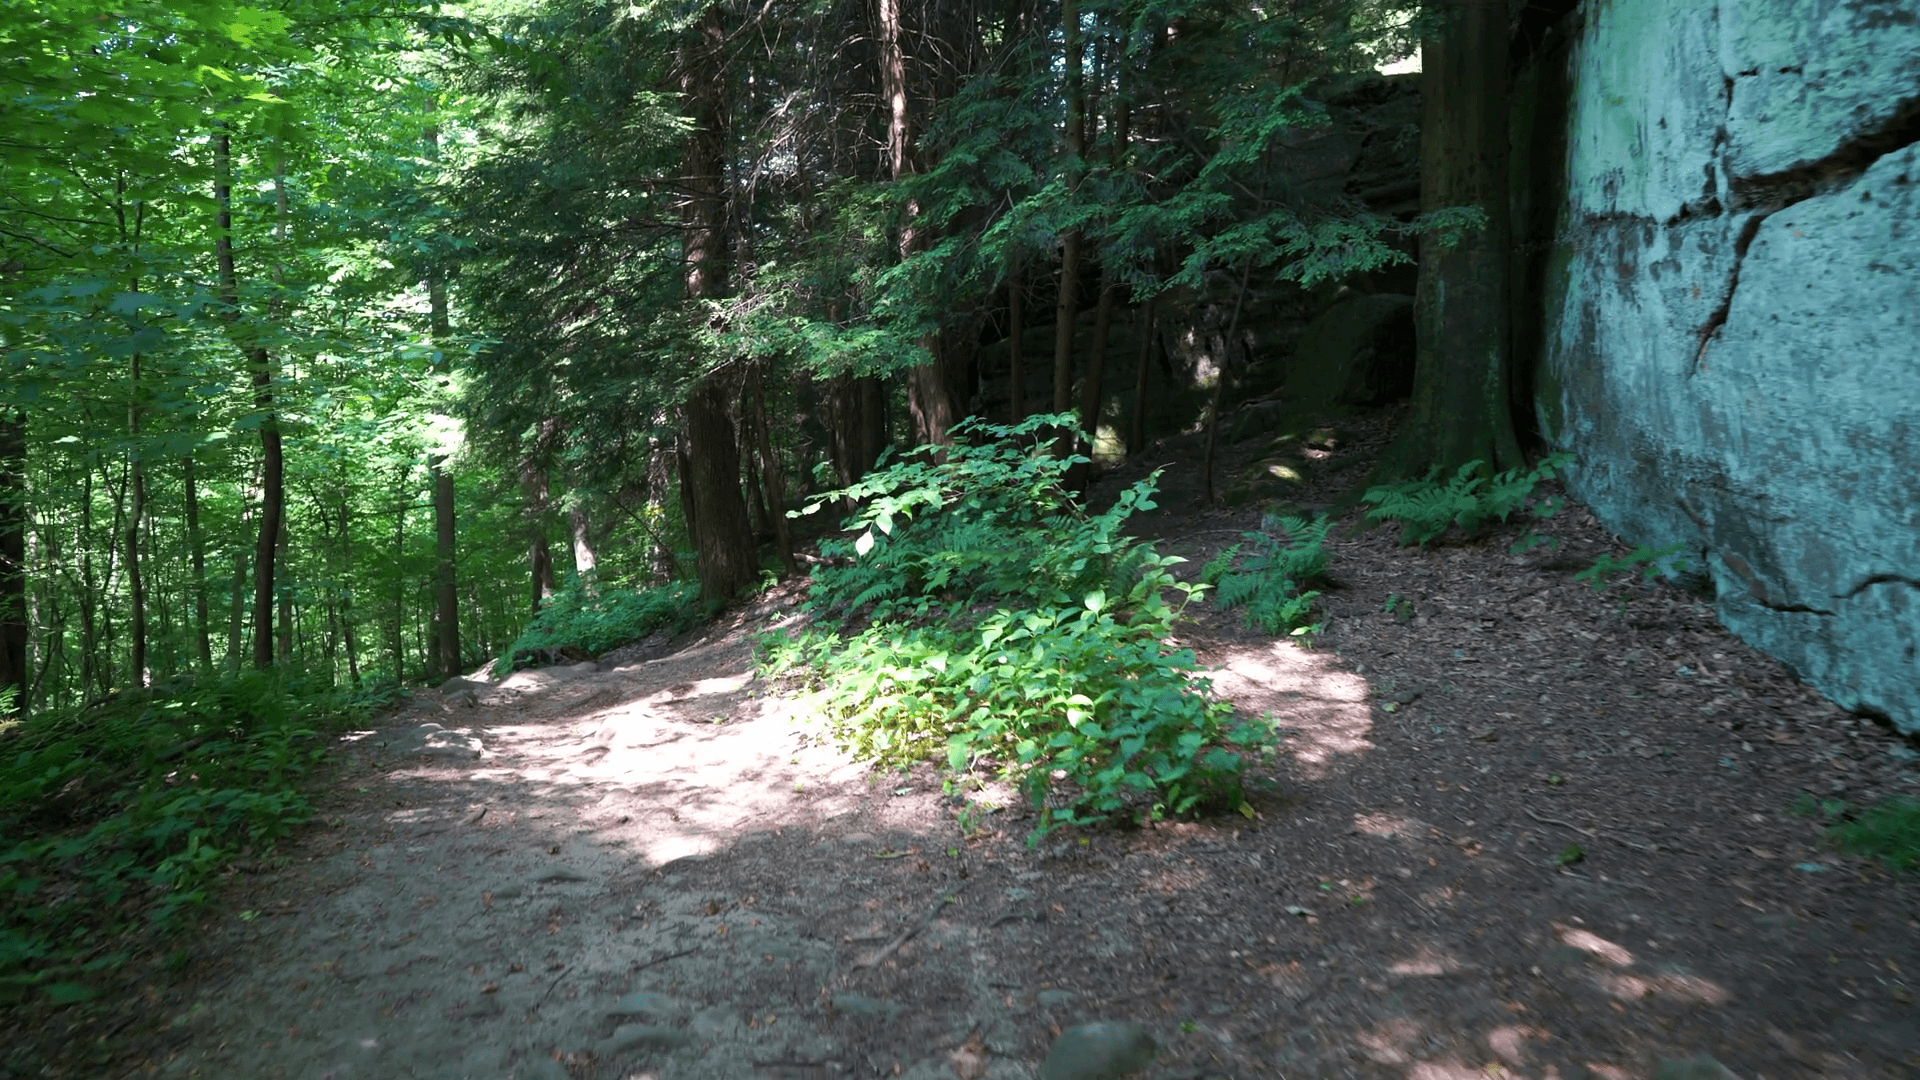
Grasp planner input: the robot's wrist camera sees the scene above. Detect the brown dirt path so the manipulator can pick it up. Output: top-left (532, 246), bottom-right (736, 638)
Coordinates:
top-left (51, 408), bottom-right (1920, 1080)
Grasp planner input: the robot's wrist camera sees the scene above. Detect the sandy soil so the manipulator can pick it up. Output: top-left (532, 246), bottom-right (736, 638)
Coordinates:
top-left (31, 407), bottom-right (1920, 1080)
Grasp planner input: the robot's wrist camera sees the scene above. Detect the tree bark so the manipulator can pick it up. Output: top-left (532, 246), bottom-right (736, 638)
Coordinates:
top-left (749, 362), bottom-right (798, 577)
top-left (425, 114), bottom-right (460, 678)
top-left (1006, 257), bottom-right (1026, 422)
top-left (1128, 297), bottom-right (1156, 455)
top-left (0, 410), bottom-right (24, 715)
top-left (1378, 0), bottom-right (1523, 479)
top-left (1051, 0), bottom-right (1085, 418)
top-left (679, 3), bottom-right (759, 606)
top-left (882, 0), bottom-right (960, 445)
top-left (182, 455), bottom-right (212, 671)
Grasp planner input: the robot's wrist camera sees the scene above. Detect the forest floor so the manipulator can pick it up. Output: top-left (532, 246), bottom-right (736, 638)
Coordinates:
top-left (34, 406), bottom-right (1920, 1080)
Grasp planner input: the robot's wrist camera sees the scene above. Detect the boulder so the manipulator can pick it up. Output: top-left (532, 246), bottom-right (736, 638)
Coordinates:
top-left (1287, 293), bottom-right (1414, 406)
top-left (1038, 1021), bottom-right (1157, 1080)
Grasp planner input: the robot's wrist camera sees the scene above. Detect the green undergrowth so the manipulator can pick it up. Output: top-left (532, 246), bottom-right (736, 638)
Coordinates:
top-left (766, 413), bottom-right (1275, 842)
top-left (1201, 512), bottom-right (1332, 640)
top-left (1796, 793), bottom-right (1920, 874)
top-left (1361, 451), bottom-right (1573, 547)
top-left (497, 578), bottom-right (701, 674)
top-left (0, 673), bottom-right (374, 1006)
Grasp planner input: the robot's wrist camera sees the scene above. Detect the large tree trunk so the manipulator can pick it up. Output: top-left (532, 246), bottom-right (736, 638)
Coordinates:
top-left (679, 3), bottom-right (759, 606)
top-left (749, 362), bottom-right (798, 577)
top-left (0, 410), bottom-right (24, 715)
top-left (1378, 0), bottom-right (1523, 479)
top-left (680, 378), bottom-right (759, 605)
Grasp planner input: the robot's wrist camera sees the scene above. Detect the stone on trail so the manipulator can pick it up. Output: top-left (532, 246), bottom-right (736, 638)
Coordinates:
top-left (599, 1022), bottom-right (695, 1055)
top-left (830, 992), bottom-right (904, 1018)
top-left (1039, 1021), bottom-right (1158, 1080)
top-left (387, 722), bottom-right (483, 760)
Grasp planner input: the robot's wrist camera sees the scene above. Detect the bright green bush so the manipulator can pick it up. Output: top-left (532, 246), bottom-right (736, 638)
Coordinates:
top-left (1796, 793), bottom-right (1920, 875)
top-left (496, 578), bottom-right (700, 674)
top-left (1201, 514), bottom-right (1331, 639)
top-left (782, 413), bottom-right (1273, 841)
top-left (1361, 451), bottom-right (1572, 547)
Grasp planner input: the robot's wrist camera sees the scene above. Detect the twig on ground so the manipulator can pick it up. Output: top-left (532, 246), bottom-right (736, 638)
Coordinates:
top-left (845, 879), bottom-right (972, 977)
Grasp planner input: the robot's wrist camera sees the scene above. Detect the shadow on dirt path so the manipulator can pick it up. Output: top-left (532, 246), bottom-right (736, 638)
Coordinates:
top-left (86, 409), bottom-right (1920, 1080)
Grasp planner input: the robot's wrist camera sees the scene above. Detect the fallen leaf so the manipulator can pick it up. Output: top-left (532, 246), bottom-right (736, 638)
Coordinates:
top-left (1284, 905), bottom-right (1317, 917)
top-left (481, 981), bottom-right (500, 994)
top-left (949, 1031), bottom-right (989, 1079)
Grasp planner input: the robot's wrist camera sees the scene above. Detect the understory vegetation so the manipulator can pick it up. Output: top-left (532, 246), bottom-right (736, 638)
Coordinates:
top-left (764, 415), bottom-right (1275, 840)
top-left (496, 579), bottom-right (703, 675)
top-left (1201, 513), bottom-right (1333, 640)
top-left (0, 676), bottom-right (373, 1004)
top-left (1796, 794), bottom-right (1920, 875)
top-left (1361, 451), bottom-right (1573, 547)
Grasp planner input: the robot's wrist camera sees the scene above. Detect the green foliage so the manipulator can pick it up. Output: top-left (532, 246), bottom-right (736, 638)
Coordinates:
top-left (781, 415), bottom-right (1272, 841)
top-left (0, 674), bottom-right (363, 1004)
top-left (497, 578), bottom-right (700, 674)
top-left (1574, 544), bottom-right (1692, 593)
top-left (1794, 793), bottom-right (1920, 874)
top-left (1202, 514), bottom-right (1332, 640)
top-left (1361, 452), bottom-right (1573, 547)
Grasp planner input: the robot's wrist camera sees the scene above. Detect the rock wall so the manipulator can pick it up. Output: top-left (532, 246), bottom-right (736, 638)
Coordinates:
top-left (1535, 1), bottom-right (1920, 731)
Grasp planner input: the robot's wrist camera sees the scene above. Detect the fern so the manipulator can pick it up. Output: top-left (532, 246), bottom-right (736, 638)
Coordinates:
top-left (1211, 515), bottom-right (1330, 639)
top-left (1362, 451), bottom-right (1572, 547)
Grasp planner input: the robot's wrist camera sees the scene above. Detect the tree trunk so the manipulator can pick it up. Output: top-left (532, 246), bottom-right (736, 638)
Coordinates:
top-left (681, 378), bottom-right (759, 605)
top-left (570, 504), bottom-right (599, 580)
top-left (1051, 0), bottom-right (1085, 418)
top-left (749, 362), bottom-right (798, 577)
top-left (338, 498), bottom-right (361, 686)
top-left (433, 466), bottom-right (457, 676)
top-left (182, 455), bottom-right (212, 671)
top-left (1006, 257), bottom-right (1026, 422)
top-left (0, 410), bottom-right (24, 715)
top-left (1378, 0), bottom-right (1523, 479)
top-left (883, 0), bottom-right (960, 445)
top-left (679, 3), bottom-right (759, 606)
top-left (425, 112), bottom-right (460, 677)
top-left (1129, 296), bottom-right (1155, 455)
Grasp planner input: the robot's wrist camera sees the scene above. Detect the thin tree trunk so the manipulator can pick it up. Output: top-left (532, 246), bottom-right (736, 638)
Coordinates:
top-left (749, 362), bottom-right (798, 577)
top-left (522, 458), bottom-right (556, 612)
top-left (1129, 296), bottom-right (1156, 454)
top-left (425, 113), bottom-right (460, 678)
top-left (118, 178), bottom-right (150, 688)
top-left (0, 410), bottom-right (24, 715)
top-left (883, 0), bottom-right (959, 445)
top-left (182, 455), bottom-right (212, 671)
top-left (1006, 257), bottom-right (1026, 422)
top-left (1202, 256), bottom-right (1256, 504)
top-left (1052, 0), bottom-right (1085, 418)
top-left (338, 498), bottom-right (360, 686)
top-left (275, 511), bottom-right (292, 664)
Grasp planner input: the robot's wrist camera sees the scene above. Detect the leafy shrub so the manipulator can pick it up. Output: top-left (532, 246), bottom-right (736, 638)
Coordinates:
top-left (1795, 793), bottom-right (1920, 874)
top-left (0, 673), bottom-right (363, 1003)
top-left (497, 578), bottom-right (700, 674)
top-left (1201, 514), bottom-right (1331, 639)
top-left (784, 413), bottom-right (1273, 840)
top-left (1574, 543), bottom-right (1691, 592)
top-left (1361, 451), bottom-right (1572, 546)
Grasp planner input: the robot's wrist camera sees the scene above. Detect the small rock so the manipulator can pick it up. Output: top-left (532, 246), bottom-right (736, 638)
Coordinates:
top-left (440, 676), bottom-right (483, 696)
top-left (572, 660), bottom-right (600, 673)
top-left (600, 1023), bottom-right (693, 1055)
top-left (1039, 1021), bottom-right (1157, 1080)
top-left (1036, 989), bottom-right (1076, 1007)
top-left (1654, 1056), bottom-right (1742, 1080)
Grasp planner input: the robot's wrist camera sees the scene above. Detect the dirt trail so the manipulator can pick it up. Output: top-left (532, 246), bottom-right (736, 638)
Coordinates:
top-left (141, 618), bottom-right (1037, 1080)
top-left (108, 415), bottom-right (1920, 1080)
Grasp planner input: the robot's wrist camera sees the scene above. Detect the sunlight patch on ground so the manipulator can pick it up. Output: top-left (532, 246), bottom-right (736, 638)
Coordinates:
top-left (1387, 944), bottom-right (1472, 977)
top-left (1207, 642), bottom-right (1371, 779)
top-left (1485, 1024), bottom-right (1547, 1065)
top-left (1555, 924), bottom-right (1633, 966)
top-left (1406, 1065), bottom-right (1485, 1080)
top-left (1354, 812), bottom-right (1424, 838)
top-left (1601, 970), bottom-right (1729, 1006)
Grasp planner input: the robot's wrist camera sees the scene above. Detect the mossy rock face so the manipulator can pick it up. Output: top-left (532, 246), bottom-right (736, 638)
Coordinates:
top-left (1288, 293), bottom-right (1414, 407)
